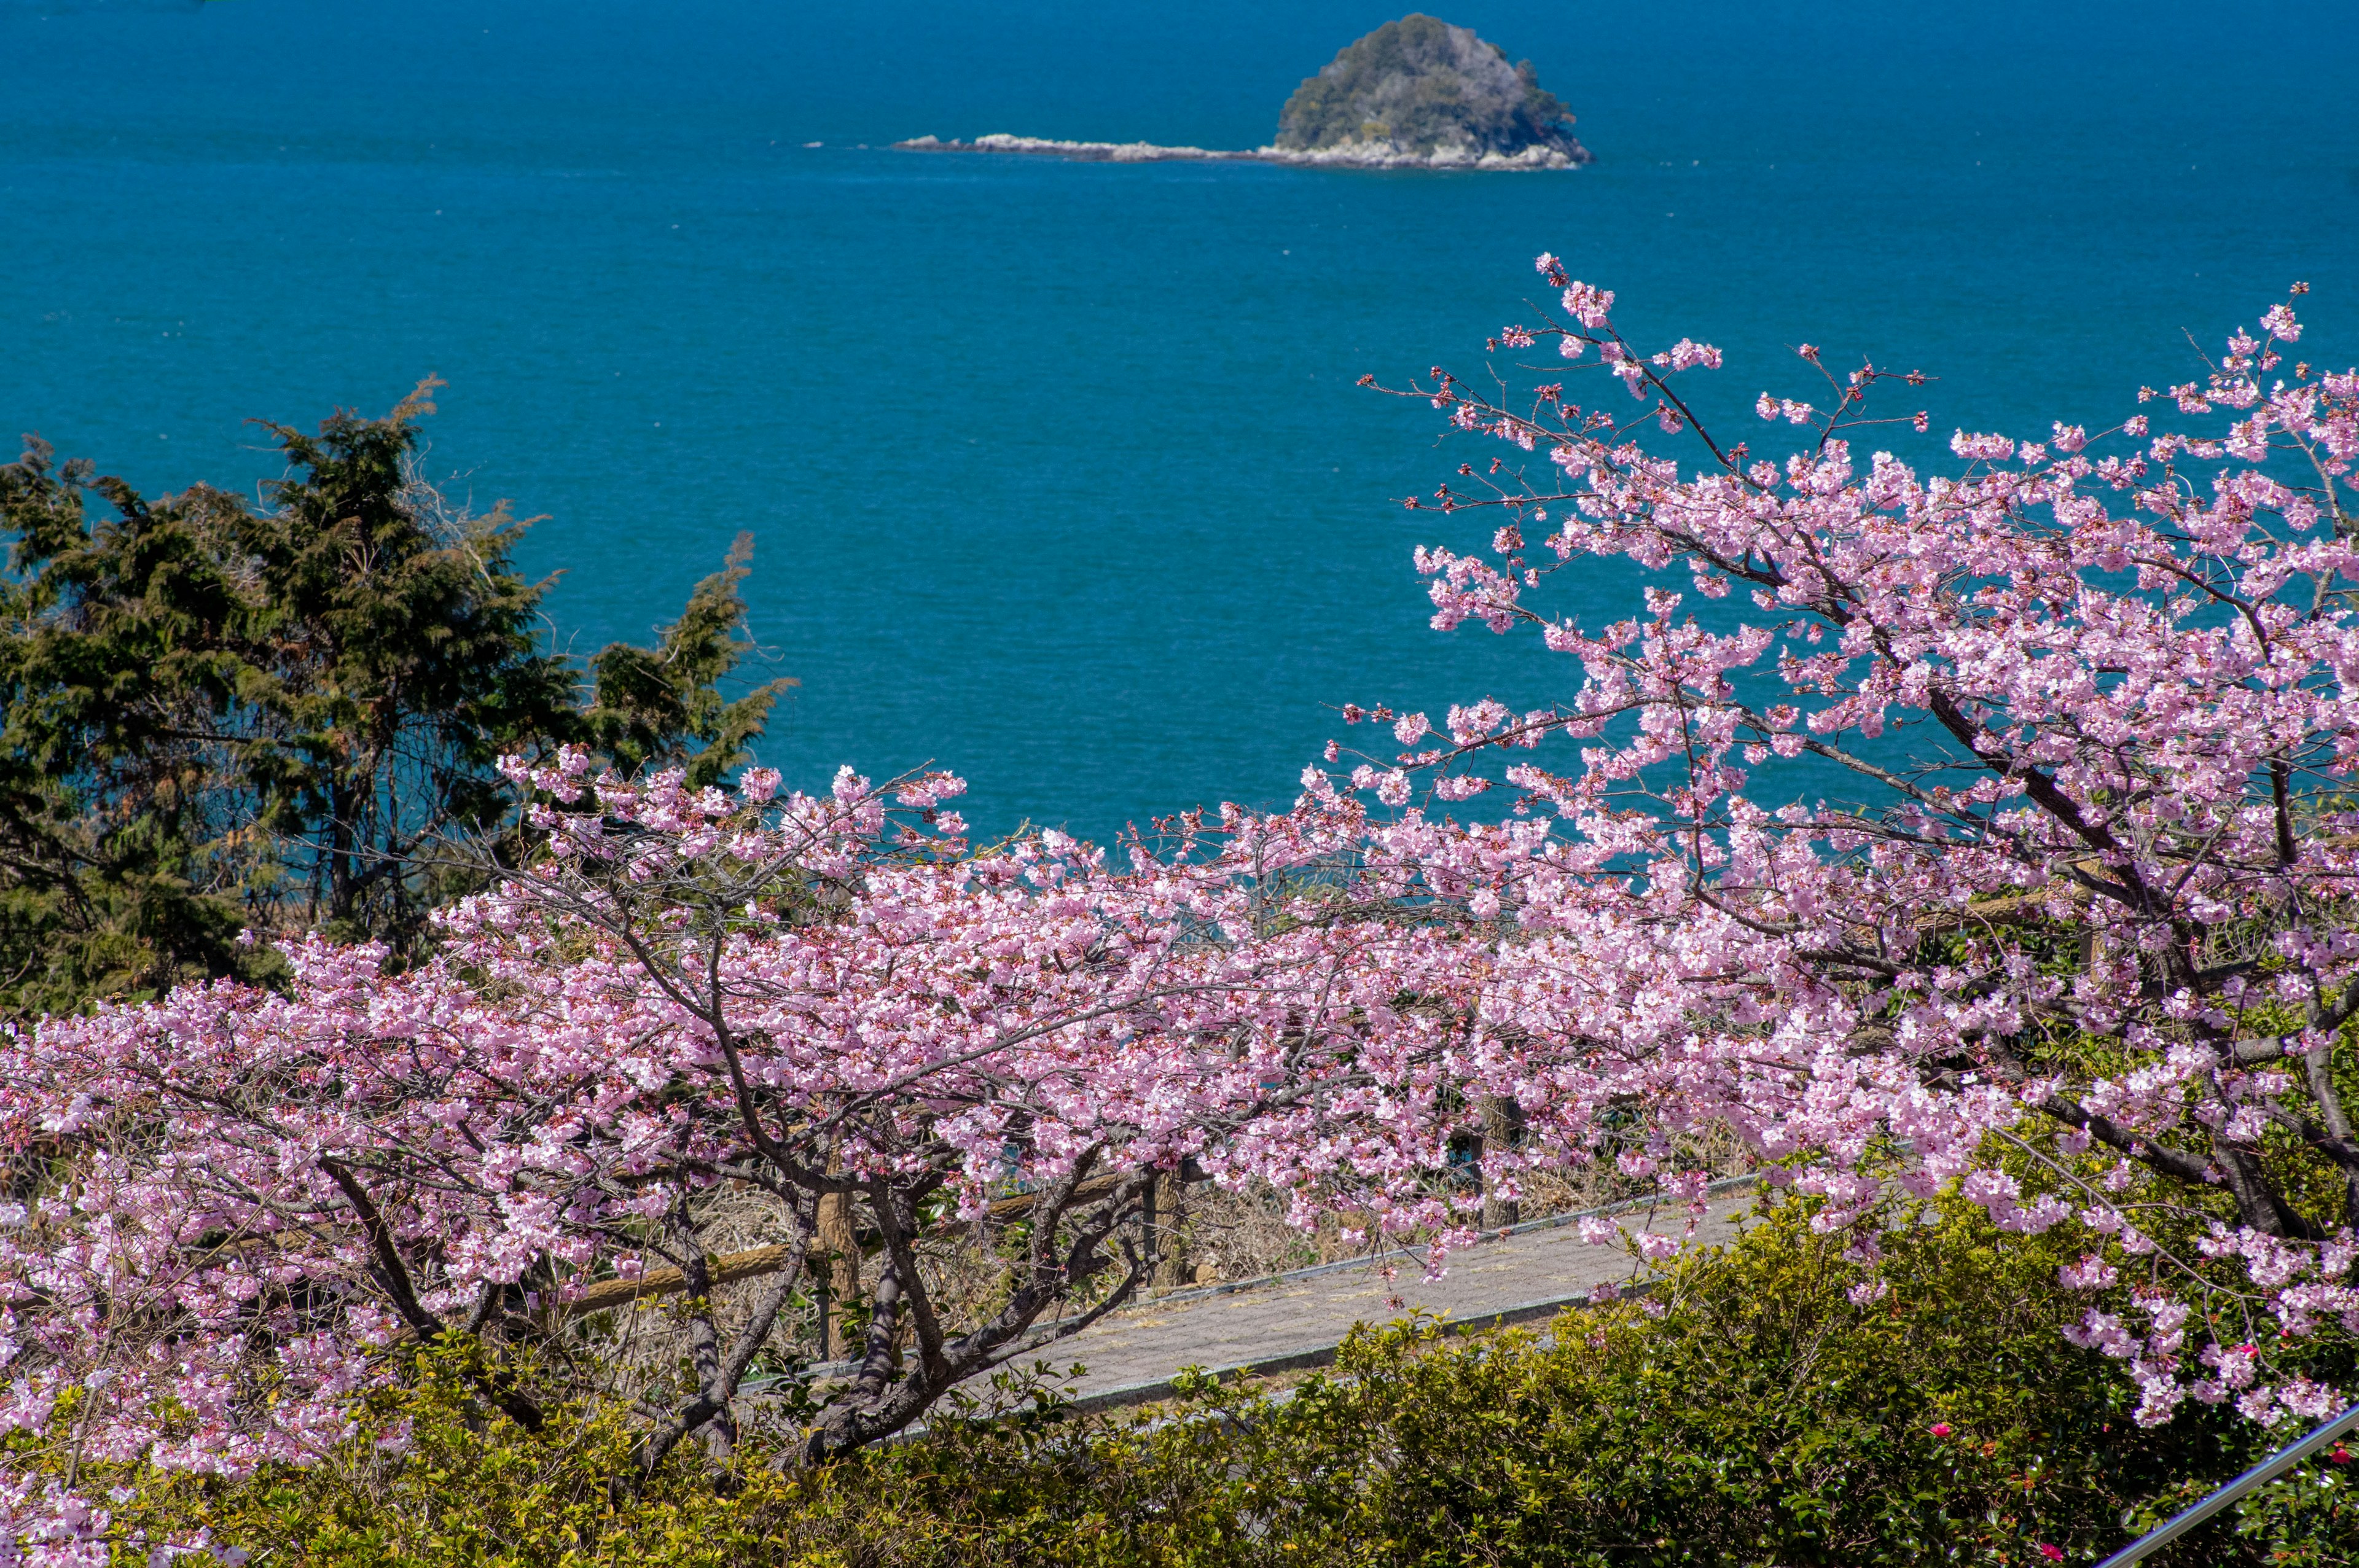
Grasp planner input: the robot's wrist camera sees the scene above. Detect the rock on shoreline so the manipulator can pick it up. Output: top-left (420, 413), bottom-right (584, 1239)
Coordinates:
top-left (893, 132), bottom-right (1582, 172)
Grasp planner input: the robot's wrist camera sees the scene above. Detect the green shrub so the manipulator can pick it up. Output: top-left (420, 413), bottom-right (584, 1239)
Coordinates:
top-left (882, 1199), bottom-right (2354, 1565)
top-left (48, 1199), bottom-right (2356, 1566)
top-left (69, 1342), bottom-right (958, 1568)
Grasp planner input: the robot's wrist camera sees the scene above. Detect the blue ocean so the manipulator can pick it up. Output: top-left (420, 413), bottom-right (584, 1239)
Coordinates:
top-left (5, 0), bottom-right (2357, 841)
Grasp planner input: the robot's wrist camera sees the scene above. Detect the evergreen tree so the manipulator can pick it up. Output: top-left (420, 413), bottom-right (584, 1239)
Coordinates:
top-left (0, 382), bottom-right (788, 1015)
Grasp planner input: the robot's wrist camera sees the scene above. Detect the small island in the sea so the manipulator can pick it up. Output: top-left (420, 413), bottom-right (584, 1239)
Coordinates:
top-left (896, 15), bottom-right (1590, 172)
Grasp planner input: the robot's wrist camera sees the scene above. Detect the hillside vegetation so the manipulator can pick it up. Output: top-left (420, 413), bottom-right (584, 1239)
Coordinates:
top-left (1275, 15), bottom-right (1588, 163)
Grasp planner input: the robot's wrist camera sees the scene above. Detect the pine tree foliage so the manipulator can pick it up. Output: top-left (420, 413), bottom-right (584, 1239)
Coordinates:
top-left (0, 383), bottom-right (788, 1016)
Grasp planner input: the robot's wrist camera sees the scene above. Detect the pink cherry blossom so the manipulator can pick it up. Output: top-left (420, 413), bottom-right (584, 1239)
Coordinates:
top-left (1358, 265), bottom-right (2359, 1435)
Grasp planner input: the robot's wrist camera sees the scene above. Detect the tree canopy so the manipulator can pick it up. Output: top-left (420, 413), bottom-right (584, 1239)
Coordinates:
top-left (0, 384), bottom-right (788, 1016)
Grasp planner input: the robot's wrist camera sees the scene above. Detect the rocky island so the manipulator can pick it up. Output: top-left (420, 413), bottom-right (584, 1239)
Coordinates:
top-left (896, 15), bottom-right (1589, 172)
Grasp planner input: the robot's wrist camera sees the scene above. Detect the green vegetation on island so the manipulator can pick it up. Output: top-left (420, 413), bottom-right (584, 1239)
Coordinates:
top-left (1275, 14), bottom-right (1589, 167)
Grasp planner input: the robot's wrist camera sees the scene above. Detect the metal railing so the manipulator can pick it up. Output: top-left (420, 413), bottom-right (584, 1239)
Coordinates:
top-left (2094, 1401), bottom-right (2358, 1567)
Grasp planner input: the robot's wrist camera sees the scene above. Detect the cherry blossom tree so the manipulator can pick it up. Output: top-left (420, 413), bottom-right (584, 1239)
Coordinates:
top-left (1324, 257), bottom-right (2359, 1429)
top-left (0, 749), bottom-right (1500, 1542)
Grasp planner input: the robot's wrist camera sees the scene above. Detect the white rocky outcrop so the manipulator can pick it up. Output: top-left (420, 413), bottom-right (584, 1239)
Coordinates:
top-left (893, 133), bottom-right (1579, 172)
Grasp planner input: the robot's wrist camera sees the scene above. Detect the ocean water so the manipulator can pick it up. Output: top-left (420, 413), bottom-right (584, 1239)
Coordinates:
top-left (4, 0), bottom-right (2357, 841)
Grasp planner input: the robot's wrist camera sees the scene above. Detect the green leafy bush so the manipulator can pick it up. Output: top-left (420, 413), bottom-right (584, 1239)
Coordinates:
top-left (47, 1198), bottom-right (2353, 1566)
top-left (65, 1342), bottom-right (955, 1568)
top-left (877, 1199), bottom-right (2353, 1565)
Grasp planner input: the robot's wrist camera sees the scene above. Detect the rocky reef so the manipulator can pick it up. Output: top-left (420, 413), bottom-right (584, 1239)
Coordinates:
top-left (896, 14), bottom-right (1587, 172)
top-left (896, 134), bottom-right (1228, 165)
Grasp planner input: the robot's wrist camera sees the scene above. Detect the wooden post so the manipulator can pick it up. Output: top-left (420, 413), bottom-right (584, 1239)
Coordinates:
top-left (818, 1187), bottom-right (858, 1359)
top-left (1149, 1169), bottom-right (1188, 1289)
top-left (1140, 1172), bottom-right (1156, 1280)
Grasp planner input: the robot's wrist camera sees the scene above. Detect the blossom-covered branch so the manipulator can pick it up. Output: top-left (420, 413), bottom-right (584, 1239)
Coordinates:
top-left (1325, 261), bottom-right (2359, 1428)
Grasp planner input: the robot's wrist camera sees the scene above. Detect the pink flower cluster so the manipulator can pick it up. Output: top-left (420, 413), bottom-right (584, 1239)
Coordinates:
top-left (0, 756), bottom-right (1615, 1511)
top-left (1342, 273), bottom-right (2359, 1430)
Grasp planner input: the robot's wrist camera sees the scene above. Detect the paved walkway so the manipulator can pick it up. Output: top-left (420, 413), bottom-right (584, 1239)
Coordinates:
top-left (1049, 1183), bottom-right (1758, 1409)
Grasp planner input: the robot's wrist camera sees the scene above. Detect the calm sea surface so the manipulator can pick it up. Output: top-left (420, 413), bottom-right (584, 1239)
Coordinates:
top-left (5, 0), bottom-right (2357, 840)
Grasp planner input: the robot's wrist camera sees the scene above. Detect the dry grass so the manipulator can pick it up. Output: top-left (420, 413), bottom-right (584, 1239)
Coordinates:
top-left (1164, 1122), bottom-right (1751, 1289)
top-left (561, 1125), bottom-right (1755, 1398)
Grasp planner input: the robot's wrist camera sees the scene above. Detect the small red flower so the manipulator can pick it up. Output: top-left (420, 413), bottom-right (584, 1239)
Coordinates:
top-left (2330, 1444), bottom-right (2351, 1466)
top-left (1930, 1422), bottom-right (1954, 1438)
top-left (2037, 1547), bottom-right (2065, 1563)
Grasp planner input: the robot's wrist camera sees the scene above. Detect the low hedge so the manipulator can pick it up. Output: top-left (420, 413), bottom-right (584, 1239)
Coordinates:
top-left (41, 1199), bottom-right (2357, 1566)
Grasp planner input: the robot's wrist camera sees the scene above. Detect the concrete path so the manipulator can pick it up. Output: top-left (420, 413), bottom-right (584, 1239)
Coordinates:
top-left (1047, 1181), bottom-right (1758, 1410)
